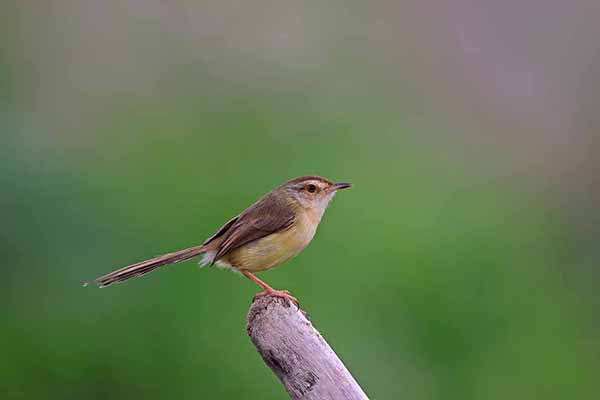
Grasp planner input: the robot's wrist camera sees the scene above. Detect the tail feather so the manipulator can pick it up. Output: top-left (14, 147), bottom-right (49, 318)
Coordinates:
top-left (93, 245), bottom-right (205, 287)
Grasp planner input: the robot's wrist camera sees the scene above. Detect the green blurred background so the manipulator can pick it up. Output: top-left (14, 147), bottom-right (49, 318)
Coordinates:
top-left (2, 1), bottom-right (599, 399)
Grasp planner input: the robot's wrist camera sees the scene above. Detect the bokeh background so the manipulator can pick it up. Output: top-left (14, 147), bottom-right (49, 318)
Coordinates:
top-left (2, 1), bottom-right (599, 399)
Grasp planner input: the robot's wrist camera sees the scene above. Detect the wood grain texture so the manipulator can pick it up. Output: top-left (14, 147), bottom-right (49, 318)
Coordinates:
top-left (247, 296), bottom-right (369, 400)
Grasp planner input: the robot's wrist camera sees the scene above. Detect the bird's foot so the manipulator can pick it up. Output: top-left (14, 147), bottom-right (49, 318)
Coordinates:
top-left (254, 289), bottom-right (299, 307)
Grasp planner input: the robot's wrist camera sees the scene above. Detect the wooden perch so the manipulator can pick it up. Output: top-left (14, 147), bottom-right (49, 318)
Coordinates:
top-left (247, 295), bottom-right (369, 400)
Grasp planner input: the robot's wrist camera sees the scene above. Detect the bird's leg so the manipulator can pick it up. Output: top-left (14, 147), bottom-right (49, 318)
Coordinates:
top-left (241, 270), bottom-right (299, 306)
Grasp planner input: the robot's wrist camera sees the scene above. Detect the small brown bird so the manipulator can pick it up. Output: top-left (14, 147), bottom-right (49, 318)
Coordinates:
top-left (92, 176), bottom-right (351, 304)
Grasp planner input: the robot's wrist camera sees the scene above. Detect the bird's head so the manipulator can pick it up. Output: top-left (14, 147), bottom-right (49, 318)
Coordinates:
top-left (281, 175), bottom-right (351, 217)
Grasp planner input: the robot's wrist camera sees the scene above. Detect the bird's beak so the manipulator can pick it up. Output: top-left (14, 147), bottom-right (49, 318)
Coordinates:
top-left (330, 182), bottom-right (352, 191)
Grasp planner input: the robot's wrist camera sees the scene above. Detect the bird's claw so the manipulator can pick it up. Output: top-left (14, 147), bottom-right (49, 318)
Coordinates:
top-left (254, 289), bottom-right (299, 307)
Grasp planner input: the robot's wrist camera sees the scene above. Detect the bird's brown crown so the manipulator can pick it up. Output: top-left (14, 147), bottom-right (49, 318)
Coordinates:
top-left (284, 175), bottom-right (334, 187)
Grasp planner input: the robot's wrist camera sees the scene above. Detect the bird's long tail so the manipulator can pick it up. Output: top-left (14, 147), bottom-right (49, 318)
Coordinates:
top-left (92, 245), bottom-right (205, 288)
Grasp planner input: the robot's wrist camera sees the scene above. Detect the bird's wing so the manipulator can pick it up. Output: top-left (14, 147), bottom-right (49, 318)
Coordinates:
top-left (211, 194), bottom-right (295, 263)
top-left (202, 215), bottom-right (239, 247)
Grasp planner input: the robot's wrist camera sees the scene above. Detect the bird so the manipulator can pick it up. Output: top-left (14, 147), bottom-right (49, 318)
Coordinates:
top-left (91, 176), bottom-right (351, 304)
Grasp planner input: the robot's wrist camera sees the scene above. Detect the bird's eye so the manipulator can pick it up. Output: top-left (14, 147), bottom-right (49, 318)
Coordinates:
top-left (306, 184), bottom-right (317, 193)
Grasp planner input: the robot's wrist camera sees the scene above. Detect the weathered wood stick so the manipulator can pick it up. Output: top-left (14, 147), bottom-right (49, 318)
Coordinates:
top-left (247, 295), bottom-right (369, 400)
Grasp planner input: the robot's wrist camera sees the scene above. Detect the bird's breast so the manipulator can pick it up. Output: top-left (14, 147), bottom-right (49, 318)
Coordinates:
top-left (224, 212), bottom-right (319, 272)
